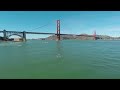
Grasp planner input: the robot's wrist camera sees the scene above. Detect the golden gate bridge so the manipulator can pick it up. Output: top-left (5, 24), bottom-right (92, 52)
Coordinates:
top-left (0, 20), bottom-right (97, 41)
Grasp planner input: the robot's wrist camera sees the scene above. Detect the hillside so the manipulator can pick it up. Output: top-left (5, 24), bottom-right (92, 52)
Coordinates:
top-left (42, 34), bottom-right (120, 40)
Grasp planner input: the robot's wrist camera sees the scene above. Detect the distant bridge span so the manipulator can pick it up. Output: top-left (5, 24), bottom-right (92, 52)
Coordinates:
top-left (0, 20), bottom-right (97, 41)
top-left (0, 30), bottom-right (97, 41)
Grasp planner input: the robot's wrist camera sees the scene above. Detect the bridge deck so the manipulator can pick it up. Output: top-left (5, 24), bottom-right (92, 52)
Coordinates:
top-left (0, 31), bottom-right (97, 37)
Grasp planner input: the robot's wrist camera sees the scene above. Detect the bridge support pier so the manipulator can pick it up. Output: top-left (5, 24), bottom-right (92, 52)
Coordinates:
top-left (56, 20), bottom-right (60, 41)
top-left (93, 31), bottom-right (96, 40)
top-left (23, 31), bottom-right (26, 41)
top-left (3, 30), bottom-right (7, 41)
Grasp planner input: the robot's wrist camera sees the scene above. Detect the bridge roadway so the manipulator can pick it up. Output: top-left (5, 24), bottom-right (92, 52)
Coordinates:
top-left (0, 30), bottom-right (95, 37)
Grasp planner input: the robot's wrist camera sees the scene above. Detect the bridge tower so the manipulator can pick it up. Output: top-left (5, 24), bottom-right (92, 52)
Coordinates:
top-left (93, 30), bottom-right (96, 40)
top-left (23, 31), bottom-right (26, 41)
top-left (3, 30), bottom-right (7, 41)
top-left (56, 20), bottom-right (60, 40)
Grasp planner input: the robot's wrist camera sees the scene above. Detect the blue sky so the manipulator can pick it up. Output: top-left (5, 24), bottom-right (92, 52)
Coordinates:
top-left (0, 11), bottom-right (120, 38)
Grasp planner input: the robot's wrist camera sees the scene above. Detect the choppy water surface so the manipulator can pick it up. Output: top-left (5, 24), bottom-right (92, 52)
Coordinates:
top-left (0, 40), bottom-right (120, 79)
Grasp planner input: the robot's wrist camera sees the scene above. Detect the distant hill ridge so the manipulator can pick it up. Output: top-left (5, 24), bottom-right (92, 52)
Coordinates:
top-left (43, 34), bottom-right (120, 40)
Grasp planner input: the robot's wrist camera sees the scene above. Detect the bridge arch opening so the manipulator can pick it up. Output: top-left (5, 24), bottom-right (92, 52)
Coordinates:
top-left (8, 34), bottom-right (22, 38)
top-left (8, 34), bottom-right (23, 41)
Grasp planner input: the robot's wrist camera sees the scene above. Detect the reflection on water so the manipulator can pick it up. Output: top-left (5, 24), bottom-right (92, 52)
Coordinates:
top-left (56, 41), bottom-right (64, 62)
